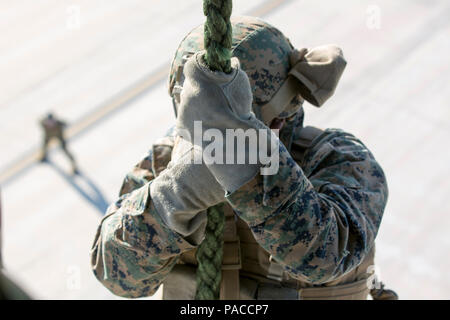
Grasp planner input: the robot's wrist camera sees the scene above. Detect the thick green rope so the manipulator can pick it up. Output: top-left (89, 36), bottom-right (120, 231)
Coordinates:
top-left (202, 0), bottom-right (233, 73)
top-left (195, 0), bottom-right (232, 300)
top-left (195, 204), bottom-right (225, 300)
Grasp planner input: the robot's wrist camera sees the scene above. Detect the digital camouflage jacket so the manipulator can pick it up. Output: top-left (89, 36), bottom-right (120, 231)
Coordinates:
top-left (90, 117), bottom-right (388, 298)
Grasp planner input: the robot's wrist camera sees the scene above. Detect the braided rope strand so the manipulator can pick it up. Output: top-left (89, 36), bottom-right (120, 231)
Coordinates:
top-left (195, 204), bottom-right (225, 300)
top-left (194, 0), bottom-right (233, 300)
top-left (203, 0), bottom-right (233, 73)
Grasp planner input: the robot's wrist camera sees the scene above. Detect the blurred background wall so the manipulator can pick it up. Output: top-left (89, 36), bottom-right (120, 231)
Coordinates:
top-left (0, 0), bottom-right (449, 299)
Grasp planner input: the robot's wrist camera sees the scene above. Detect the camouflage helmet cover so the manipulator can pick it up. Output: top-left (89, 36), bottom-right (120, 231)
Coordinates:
top-left (168, 16), bottom-right (304, 124)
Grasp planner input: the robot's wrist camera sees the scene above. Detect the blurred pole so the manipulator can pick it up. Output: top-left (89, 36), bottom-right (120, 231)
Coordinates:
top-left (0, 188), bottom-right (31, 300)
top-left (0, 188), bottom-right (3, 269)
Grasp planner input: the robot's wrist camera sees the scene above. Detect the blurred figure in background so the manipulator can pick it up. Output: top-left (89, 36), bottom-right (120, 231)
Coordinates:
top-left (39, 113), bottom-right (79, 175)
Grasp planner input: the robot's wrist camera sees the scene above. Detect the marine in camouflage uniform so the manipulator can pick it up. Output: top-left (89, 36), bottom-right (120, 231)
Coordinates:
top-left (90, 16), bottom-right (396, 300)
top-left (40, 113), bottom-right (79, 174)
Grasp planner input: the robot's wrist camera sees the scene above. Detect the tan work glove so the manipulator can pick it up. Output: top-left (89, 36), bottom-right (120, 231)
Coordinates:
top-left (176, 51), bottom-right (279, 194)
top-left (149, 136), bottom-right (225, 245)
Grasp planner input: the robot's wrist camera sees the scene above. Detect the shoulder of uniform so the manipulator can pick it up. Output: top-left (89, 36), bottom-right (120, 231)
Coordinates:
top-left (317, 128), bottom-right (371, 153)
top-left (292, 126), bottom-right (325, 149)
top-left (302, 128), bottom-right (388, 203)
top-left (292, 127), bottom-right (379, 175)
top-left (290, 126), bottom-right (326, 163)
top-left (293, 127), bottom-right (369, 152)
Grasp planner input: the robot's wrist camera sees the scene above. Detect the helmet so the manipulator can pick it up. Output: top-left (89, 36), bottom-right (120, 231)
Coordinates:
top-left (169, 16), bottom-right (346, 126)
top-left (168, 16), bottom-right (303, 125)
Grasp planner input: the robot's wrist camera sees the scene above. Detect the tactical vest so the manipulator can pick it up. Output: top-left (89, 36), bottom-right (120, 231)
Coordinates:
top-left (163, 126), bottom-right (375, 300)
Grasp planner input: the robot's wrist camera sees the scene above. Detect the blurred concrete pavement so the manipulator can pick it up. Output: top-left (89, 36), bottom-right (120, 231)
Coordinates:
top-left (0, 0), bottom-right (449, 299)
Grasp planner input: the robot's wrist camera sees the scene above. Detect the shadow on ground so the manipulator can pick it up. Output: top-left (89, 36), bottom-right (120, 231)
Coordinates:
top-left (45, 160), bottom-right (110, 214)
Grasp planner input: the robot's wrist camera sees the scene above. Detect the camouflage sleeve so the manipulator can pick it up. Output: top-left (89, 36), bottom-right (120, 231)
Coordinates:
top-left (90, 151), bottom-right (194, 298)
top-left (226, 129), bottom-right (388, 284)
